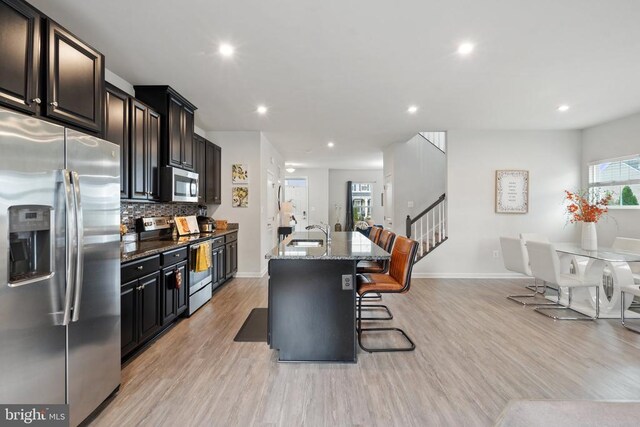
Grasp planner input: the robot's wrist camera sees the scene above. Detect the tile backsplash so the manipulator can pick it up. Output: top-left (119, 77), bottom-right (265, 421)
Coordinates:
top-left (121, 202), bottom-right (200, 232)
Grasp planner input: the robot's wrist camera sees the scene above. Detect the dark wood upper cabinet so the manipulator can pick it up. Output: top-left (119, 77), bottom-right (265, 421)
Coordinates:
top-left (0, 0), bottom-right (41, 114)
top-left (203, 139), bottom-right (222, 205)
top-left (45, 20), bottom-right (104, 132)
top-left (134, 85), bottom-right (197, 172)
top-left (147, 109), bottom-right (161, 201)
top-left (182, 107), bottom-right (195, 170)
top-left (104, 83), bottom-right (130, 198)
top-left (212, 143), bottom-right (221, 204)
top-left (194, 134), bottom-right (206, 204)
top-left (130, 98), bottom-right (160, 201)
top-left (130, 99), bottom-right (147, 200)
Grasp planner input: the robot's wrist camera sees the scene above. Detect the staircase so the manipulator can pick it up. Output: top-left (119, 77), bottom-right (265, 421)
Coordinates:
top-left (406, 193), bottom-right (447, 263)
top-left (419, 131), bottom-right (446, 153)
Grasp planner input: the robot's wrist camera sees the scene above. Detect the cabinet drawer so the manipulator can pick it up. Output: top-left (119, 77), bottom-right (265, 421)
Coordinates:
top-left (225, 232), bottom-right (238, 243)
top-left (121, 255), bottom-right (160, 283)
top-left (161, 247), bottom-right (188, 267)
top-left (211, 236), bottom-right (225, 249)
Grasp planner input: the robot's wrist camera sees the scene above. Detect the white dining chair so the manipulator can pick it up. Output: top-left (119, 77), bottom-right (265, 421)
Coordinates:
top-left (519, 233), bottom-right (549, 243)
top-left (500, 237), bottom-right (554, 306)
top-left (621, 285), bottom-right (640, 333)
top-left (527, 241), bottom-right (600, 320)
top-left (519, 233), bottom-right (557, 293)
top-left (612, 237), bottom-right (640, 285)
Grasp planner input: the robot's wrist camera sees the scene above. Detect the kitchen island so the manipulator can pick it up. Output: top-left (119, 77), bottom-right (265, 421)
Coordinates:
top-left (265, 231), bottom-right (390, 362)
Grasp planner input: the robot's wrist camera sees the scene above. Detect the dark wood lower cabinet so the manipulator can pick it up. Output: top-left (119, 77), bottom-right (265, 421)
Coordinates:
top-left (120, 271), bottom-right (161, 359)
top-left (120, 280), bottom-right (138, 356)
top-left (138, 272), bottom-right (161, 343)
top-left (161, 260), bottom-right (187, 326)
top-left (212, 244), bottom-right (225, 286)
top-left (225, 241), bottom-right (238, 279)
top-left (121, 236), bottom-right (237, 360)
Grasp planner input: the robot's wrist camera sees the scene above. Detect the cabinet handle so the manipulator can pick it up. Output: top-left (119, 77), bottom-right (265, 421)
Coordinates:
top-left (174, 254), bottom-right (181, 257)
top-left (32, 98), bottom-right (41, 105)
top-left (50, 101), bottom-right (58, 107)
top-left (137, 266), bottom-right (144, 271)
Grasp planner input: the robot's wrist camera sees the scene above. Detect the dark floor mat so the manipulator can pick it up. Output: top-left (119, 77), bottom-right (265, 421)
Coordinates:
top-left (234, 308), bottom-right (268, 342)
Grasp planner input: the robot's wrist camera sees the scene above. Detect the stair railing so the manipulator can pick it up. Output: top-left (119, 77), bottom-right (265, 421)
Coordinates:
top-left (406, 193), bottom-right (447, 261)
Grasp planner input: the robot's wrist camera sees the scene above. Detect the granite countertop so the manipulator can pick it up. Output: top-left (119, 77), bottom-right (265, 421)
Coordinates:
top-left (121, 229), bottom-right (237, 263)
top-left (265, 231), bottom-right (390, 260)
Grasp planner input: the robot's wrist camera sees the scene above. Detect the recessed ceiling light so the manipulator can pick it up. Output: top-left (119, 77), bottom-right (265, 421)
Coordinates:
top-left (256, 105), bottom-right (268, 115)
top-left (457, 42), bottom-right (474, 55)
top-left (407, 105), bottom-right (418, 114)
top-left (557, 104), bottom-right (570, 112)
top-left (219, 43), bottom-right (235, 57)
top-left (286, 167), bottom-right (296, 173)
top-left (327, 141), bottom-right (335, 148)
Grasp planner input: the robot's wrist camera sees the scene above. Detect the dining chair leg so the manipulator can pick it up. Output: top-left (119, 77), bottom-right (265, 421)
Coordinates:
top-left (621, 290), bottom-right (640, 333)
top-left (508, 279), bottom-right (557, 306)
top-left (357, 291), bottom-right (415, 353)
top-left (534, 286), bottom-right (599, 321)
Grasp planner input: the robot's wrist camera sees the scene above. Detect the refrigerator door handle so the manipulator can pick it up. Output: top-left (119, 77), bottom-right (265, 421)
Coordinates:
top-left (71, 171), bottom-right (84, 322)
top-left (62, 169), bottom-right (76, 326)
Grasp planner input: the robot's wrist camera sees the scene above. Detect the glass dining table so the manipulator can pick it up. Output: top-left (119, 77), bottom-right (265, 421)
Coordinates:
top-left (552, 244), bottom-right (640, 319)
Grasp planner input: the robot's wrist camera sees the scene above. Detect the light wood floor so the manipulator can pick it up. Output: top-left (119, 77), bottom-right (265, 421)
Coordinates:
top-left (90, 277), bottom-right (640, 427)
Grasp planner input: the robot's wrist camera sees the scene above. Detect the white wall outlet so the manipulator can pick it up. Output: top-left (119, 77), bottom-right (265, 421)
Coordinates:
top-left (408, 201), bottom-right (414, 208)
top-left (492, 250), bottom-right (500, 259)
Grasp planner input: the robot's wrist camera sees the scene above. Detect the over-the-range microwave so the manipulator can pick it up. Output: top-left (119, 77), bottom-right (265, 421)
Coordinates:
top-left (160, 166), bottom-right (199, 202)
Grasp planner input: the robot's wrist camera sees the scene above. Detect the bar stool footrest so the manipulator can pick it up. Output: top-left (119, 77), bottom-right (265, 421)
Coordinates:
top-left (358, 327), bottom-right (416, 352)
top-left (357, 304), bottom-right (393, 321)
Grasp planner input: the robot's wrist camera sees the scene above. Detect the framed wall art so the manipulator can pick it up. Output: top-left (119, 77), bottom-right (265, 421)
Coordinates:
top-left (232, 164), bottom-right (249, 184)
top-left (495, 170), bottom-right (529, 214)
top-left (232, 186), bottom-right (249, 208)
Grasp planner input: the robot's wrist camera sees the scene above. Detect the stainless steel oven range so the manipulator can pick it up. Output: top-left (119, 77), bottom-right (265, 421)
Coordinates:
top-left (188, 241), bottom-right (213, 315)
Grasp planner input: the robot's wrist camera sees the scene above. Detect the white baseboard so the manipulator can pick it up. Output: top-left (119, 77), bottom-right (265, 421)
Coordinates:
top-left (234, 267), bottom-right (268, 279)
top-left (411, 272), bottom-right (528, 279)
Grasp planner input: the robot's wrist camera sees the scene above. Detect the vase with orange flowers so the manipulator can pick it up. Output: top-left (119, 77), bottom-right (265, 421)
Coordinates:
top-left (564, 189), bottom-right (612, 251)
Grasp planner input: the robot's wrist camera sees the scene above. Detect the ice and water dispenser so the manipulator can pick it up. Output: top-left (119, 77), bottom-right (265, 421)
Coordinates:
top-left (8, 205), bottom-right (53, 285)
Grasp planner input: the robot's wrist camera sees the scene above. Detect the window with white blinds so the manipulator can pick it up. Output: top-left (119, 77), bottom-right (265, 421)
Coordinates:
top-left (588, 155), bottom-right (640, 207)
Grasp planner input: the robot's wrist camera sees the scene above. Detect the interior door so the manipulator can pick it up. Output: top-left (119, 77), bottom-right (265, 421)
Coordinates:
top-left (285, 177), bottom-right (308, 230)
top-left (65, 130), bottom-right (120, 426)
top-left (384, 175), bottom-right (393, 230)
top-left (0, 109), bottom-right (66, 405)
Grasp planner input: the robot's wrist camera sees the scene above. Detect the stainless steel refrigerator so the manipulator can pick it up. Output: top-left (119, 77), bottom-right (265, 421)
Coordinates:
top-left (0, 107), bottom-right (121, 426)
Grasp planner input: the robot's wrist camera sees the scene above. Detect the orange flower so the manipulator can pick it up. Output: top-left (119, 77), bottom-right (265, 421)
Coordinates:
top-left (564, 189), bottom-right (611, 223)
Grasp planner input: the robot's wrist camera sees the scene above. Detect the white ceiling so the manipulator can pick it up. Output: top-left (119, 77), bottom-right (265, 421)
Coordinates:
top-left (31, 0), bottom-right (640, 169)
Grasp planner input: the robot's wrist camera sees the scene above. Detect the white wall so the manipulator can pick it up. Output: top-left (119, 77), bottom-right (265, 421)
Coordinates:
top-left (328, 169), bottom-right (384, 227)
top-left (206, 131), bottom-right (263, 276)
top-left (413, 130), bottom-right (582, 277)
top-left (385, 134), bottom-right (448, 233)
top-left (105, 68), bottom-right (134, 96)
top-left (581, 112), bottom-right (640, 245)
top-left (260, 134), bottom-right (285, 274)
top-left (284, 168), bottom-right (329, 225)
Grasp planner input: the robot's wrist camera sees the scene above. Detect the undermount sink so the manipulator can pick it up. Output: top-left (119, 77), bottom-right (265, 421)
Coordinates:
top-left (288, 239), bottom-right (324, 247)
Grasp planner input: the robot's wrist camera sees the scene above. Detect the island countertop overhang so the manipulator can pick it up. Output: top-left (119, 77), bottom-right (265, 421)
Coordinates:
top-left (265, 231), bottom-right (390, 261)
